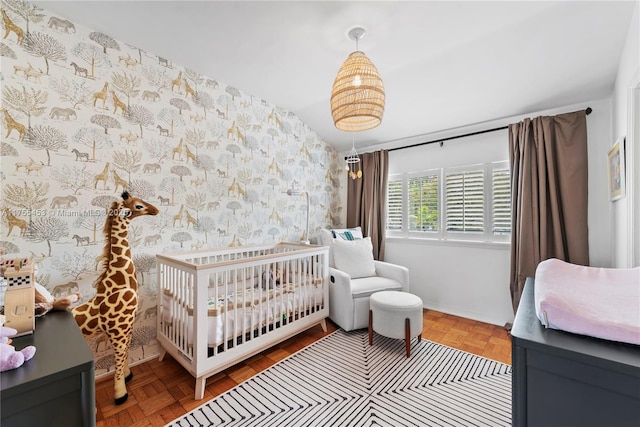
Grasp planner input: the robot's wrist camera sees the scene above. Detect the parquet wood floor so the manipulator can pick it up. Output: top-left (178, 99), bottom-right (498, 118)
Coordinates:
top-left (96, 310), bottom-right (512, 426)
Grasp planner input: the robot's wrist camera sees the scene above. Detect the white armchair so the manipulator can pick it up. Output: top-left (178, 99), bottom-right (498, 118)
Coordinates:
top-left (329, 261), bottom-right (410, 331)
top-left (320, 228), bottom-right (410, 331)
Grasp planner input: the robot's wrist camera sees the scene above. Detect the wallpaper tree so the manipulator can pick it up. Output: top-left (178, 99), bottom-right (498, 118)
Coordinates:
top-left (50, 248), bottom-right (95, 280)
top-left (142, 137), bottom-right (172, 163)
top-left (133, 253), bottom-right (156, 288)
top-left (50, 76), bottom-right (93, 109)
top-left (71, 42), bottom-right (111, 78)
top-left (74, 127), bottom-right (112, 160)
top-left (184, 127), bottom-right (205, 151)
top-left (194, 153), bottom-right (215, 181)
top-left (74, 212), bottom-right (104, 243)
top-left (90, 114), bottom-right (121, 134)
top-left (141, 64), bottom-right (171, 93)
top-left (2, 84), bottom-right (48, 129)
top-left (128, 179), bottom-right (155, 200)
top-left (194, 91), bottom-right (214, 119)
top-left (89, 32), bottom-right (119, 54)
top-left (112, 71), bottom-right (140, 106)
top-left (168, 99), bottom-right (190, 117)
top-left (112, 148), bottom-right (142, 182)
top-left (50, 163), bottom-right (93, 194)
top-left (194, 216), bottom-right (216, 243)
top-left (2, 181), bottom-right (49, 219)
top-left (185, 192), bottom-right (206, 218)
top-left (26, 216), bottom-right (69, 256)
top-left (3, 0), bottom-right (45, 34)
top-left (21, 31), bottom-right (66, 74)
top-left (125, 104), bottom-right (154, 136)
top-left (162, 107), bottom-right (185, 137)
top-left (25, 124), bottom-right (67, 164)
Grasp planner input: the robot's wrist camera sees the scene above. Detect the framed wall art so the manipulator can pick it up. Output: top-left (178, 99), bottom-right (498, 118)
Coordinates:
top-left (607, 137), bottom-right (626, 201)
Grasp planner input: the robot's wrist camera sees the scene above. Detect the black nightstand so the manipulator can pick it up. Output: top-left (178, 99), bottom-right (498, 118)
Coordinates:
top-left (1, 310), bottom-right (95, 427)
top-left (511, 278), bottom-right (640, 427)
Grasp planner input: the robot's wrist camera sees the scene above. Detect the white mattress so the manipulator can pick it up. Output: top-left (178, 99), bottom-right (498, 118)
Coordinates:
top-left (534, 258), bottom-right (640, 345)
top-left (162, 282), bottom-right (324, 347)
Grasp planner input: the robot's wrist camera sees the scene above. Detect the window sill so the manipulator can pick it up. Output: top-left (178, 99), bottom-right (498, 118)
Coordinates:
top-left (385, 236), bottom-right (511, 250)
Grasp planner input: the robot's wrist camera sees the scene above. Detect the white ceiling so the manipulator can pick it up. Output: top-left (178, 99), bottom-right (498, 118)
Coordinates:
top-left (34, 1), bottom-right (637, 153)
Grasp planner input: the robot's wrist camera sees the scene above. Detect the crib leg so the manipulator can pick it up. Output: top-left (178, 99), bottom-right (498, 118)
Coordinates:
top-left (195, 376), bottom-right (206, 400)
top-left (320, 318), bottom-right (327, 333)
top-left (158, 348), bottom-right (167, 362)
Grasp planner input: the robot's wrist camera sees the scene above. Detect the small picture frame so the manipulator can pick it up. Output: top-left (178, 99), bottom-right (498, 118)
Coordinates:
top-left (607, 137), bottom-right (626, 201)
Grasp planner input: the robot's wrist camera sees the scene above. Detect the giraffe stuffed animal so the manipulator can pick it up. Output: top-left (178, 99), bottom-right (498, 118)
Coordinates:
top-left (72, 192), bottom-right (158, 405)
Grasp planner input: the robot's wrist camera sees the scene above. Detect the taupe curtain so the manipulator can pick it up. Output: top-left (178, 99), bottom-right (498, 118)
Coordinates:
top-left (347, 150), bottom-right (388, 260)
top-left (509, 110), bottom-right (589, 312)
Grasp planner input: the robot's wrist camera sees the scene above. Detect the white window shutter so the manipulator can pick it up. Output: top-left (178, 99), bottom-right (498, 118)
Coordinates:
top-left (408, 174), bottom-right (439, 232)
top-left (386, 179), bottom-right (403, 231)
top-left (445, 170), bottom-right (484, 233)
top-left (492, 167), bottom-right (511, 235)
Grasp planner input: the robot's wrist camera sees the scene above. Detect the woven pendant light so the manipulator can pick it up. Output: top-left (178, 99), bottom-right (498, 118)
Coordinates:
top-left (331, 27), bottom-right (385, 132)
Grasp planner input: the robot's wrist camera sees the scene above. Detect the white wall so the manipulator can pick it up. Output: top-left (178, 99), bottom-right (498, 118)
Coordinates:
top-left (385, 125), bottom-right (513, 327)
top-left (370, 98), bottom-right (613, 327)
top-left (586, 99), bottom-right (616, 268)
top-left (385, 240), bottom-right (512, 326)
top-left (632, 89), bottom-right (640, 267)
top-left (612, 2), bottom-right (639, 267)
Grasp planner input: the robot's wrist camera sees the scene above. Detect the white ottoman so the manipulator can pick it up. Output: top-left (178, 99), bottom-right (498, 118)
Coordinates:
top-left (369, 291), bottom-right (423, 357)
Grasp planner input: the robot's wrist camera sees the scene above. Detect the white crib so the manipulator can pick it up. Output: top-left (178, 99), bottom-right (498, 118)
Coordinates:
top-left (156, 242), bottom-right (329, 400)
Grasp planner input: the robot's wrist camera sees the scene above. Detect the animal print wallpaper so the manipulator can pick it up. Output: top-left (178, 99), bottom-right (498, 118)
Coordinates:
top-left (0, 0), bottom-right (345, 376)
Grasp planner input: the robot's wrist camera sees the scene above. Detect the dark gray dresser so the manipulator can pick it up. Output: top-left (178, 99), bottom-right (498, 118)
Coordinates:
top-left (1, 310), bottom-right (95, 427)
top-left (511, 277), bottom-right (640, 427)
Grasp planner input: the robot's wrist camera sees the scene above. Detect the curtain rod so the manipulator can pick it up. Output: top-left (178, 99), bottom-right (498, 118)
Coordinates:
top-left (387, 107), bottom-right (592, 153)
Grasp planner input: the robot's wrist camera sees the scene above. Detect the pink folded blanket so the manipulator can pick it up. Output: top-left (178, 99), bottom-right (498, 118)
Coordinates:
top-left (534, 258), bottom-right (640, 345)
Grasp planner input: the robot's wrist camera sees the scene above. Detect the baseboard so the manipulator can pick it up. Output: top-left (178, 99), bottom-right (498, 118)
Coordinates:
top-left (94, 353), bottom-right (159, 381)
top-left (423, 302), bottom-right (513, 328)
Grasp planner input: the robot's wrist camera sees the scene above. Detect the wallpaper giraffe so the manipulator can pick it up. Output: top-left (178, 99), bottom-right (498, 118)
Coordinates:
top-left (0, 0), bottom-right (345, 377)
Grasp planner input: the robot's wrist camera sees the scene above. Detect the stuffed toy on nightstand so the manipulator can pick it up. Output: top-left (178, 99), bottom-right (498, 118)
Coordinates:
top-left (34, 283), bottom-right (80, 317)
top-left (0, 314), bottom-right (36, 373)
top-left (0, 248), bottom-right (81, 319)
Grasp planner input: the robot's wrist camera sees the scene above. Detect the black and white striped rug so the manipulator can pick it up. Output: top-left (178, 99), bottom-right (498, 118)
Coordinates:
top-left (167, 329), bottom-right (512, 426)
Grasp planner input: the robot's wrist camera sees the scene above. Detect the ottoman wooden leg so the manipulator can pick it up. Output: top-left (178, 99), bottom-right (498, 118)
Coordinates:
top-left (369, 309), bottom-right (373, 346)
top-left (405, 318), bottom-right (411, 357)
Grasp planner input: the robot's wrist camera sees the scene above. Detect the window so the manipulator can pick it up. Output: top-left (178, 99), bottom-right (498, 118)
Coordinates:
top-left (386, 179), bottom-right (402, 231)
top-left (408, 173), bottom-right (439, 232)
top-left (386, 161), bottom-right (511, 243)
top-left (492, 166), bottom-right (511, 236)
top-left (445, 167), bottom-right (484, 234)
top-left (387, 171), bottom-right (439, 237)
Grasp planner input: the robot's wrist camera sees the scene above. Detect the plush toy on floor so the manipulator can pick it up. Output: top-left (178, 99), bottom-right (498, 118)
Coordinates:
top-left (72, 192), bottom-right (159, 405)
top-left (0, 314), bottom-right (36, 372)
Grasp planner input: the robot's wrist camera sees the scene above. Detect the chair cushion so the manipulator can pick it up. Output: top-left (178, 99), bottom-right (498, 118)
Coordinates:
top-left (319, 228), bottom-right (334, 246)
top-left (351, 276), bottom-right (402, 298)
top-left (331, 226), bottom-right (363, 241)
top-left (320, 227), bottom-right (365, 268)
top-left (332, 237), bottom-right (376, 279)
top-left (319, 229), bottom-right (336, 267)
top-left (370, 291), bottom-right (423, 311)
